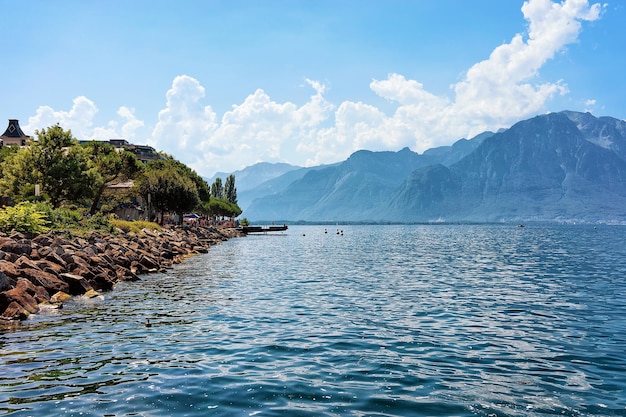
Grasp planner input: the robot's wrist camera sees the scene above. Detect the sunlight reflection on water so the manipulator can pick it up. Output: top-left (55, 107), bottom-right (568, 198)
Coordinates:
top-left (1, 224), bottom-right (626, 416)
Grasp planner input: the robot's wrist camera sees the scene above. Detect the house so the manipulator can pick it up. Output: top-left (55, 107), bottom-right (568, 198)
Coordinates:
top-left (122, 144), bottom-right (165, 163)
top-left (0, 119), bottom-right (30, 147)
top-left (78, 139), bottom-right (165, 164)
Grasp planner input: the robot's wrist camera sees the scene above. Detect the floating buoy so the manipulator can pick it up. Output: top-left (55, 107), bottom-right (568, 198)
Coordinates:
top-left (145, 318), bottom-right (152, 327)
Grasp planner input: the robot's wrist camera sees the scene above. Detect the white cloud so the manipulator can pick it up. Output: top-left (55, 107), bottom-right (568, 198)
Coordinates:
top-left (118, 107), bottom-right (145, 139)
top-left (24, 97), bottom-right (145, 143)
top-left (24, 96), bottom-right (98, 139)
top-left (151, 75), bottom-right (218, 153)
top-left (23, 0), bottom-right (602, 176)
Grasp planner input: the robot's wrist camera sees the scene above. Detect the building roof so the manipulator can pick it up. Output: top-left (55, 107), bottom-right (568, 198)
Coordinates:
top-left (1, 119), bottom-right (28, 138)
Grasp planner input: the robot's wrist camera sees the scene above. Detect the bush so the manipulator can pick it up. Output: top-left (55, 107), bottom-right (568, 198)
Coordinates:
top-left (110, 219), bottom-right (160, 234)
top-left (48, 206), bottom-right (83, 229)
top-left (0, 202), bottom-right (51, 236)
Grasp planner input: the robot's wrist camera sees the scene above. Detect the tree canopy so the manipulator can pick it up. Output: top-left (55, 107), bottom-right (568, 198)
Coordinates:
top-left (0, 123), bottom-right (242, 222)
top-left (135, 158), bottom-right (204, 224)
top-left (0, 125), bottom-right (94, 207)
top-left (82, 141), bottom-right (143, 214)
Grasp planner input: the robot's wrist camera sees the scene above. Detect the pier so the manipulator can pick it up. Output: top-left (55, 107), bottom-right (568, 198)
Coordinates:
top-left (236, 225), bottom-right (288, 234)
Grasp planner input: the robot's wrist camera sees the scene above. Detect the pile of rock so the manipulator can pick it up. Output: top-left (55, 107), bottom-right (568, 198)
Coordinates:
top-left (0, 226), bottom-right (241, 321)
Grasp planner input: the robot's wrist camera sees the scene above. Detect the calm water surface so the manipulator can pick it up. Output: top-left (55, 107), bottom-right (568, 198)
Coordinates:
top-left (1, 224), bottom-right (625, 416)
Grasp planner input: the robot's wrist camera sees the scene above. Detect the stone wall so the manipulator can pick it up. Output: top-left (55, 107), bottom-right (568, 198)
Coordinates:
top-left (0, 226), bottom-right (242, 321)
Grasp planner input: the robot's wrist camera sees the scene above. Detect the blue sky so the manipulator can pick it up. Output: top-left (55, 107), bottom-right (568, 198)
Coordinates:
top-left (1, 0), bottom-right (623, 177)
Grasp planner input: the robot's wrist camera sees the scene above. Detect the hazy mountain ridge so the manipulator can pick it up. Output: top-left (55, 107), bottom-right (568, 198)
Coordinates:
top-left (229, 111), bottom-right (626, 223)
top-left (243, 135), bottom-right (491, 221)
top-left (387, 111), bottom-right (626, 222)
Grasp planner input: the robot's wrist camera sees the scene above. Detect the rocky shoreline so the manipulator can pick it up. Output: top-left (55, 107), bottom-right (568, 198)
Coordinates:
top-left (0, 226), bottom-right (242, 322)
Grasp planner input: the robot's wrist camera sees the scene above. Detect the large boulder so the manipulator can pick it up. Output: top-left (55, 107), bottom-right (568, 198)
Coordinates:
top-left (0, 260), bottom-right (20, 281)
top-left (58, 273), bottom-right (94, 295)
top-left (0, 271), bottom-right (12, 292)
top-left (0, 237), bottom-right (33, 257)
top-left (0, 278), bottom-right (48, 320)
top-left (20, 268), bottom-right (70, 296)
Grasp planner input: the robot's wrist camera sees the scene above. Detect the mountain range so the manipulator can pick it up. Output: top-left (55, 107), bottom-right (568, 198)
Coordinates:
top-left (214, 111), bottom-right (626, 223)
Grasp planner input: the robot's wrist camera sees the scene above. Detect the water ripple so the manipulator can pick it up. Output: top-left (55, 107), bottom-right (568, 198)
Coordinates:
top-left (1, 224), bottom-right (626, 416)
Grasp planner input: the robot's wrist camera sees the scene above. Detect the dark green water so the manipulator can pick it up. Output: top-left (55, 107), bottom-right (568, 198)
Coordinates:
top-left (1, 224), bottom-right (625, 416)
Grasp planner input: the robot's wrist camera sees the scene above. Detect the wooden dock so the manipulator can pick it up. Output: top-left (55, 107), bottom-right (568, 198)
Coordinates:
top-left (236, 225), bottom-right (288, 234)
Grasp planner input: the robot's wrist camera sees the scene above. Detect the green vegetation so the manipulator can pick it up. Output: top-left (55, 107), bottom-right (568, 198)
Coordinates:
top-left (110, 218), bottom-right (161, 234)
top-left (0, 124), bottom-right (243, 235)
top-left (82, 140), bottom-right (143, 214)
top-left (0, 201), bottom-right (50, 235)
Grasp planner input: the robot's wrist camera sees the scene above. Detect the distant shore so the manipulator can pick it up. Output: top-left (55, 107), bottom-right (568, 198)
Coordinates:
top-left (0, 225), bottom-right (243, 322)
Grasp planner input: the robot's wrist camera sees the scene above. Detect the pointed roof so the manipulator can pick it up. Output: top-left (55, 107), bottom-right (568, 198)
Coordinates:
top-left (1, 119), bottom-right (28, 138)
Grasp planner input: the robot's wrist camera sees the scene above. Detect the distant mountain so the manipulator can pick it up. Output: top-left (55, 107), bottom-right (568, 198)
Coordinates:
top-left (209, 162), bottom-right (300, 191)
top-left (245, 132), bottom-right (491, 221)
top-left (237, 165), bottom-right (335, 212)
top-left (239, 111), bottom-right (626, 223)
top-left (207, 162), bottom-right (301, 211)
top-left (386, 111), bottom-right (626, 222)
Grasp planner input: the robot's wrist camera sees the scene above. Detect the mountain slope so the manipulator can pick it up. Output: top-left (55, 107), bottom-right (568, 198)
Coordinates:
top-left (387, 111), bottom-right (626, 222)
top-left (244, 133), bottom-right (489, 221)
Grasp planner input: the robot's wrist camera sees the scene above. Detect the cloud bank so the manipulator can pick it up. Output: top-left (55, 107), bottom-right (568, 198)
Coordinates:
top-left (23, 0), bottom-right (602, 177)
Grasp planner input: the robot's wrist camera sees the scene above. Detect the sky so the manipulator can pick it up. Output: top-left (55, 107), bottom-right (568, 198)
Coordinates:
top-left (1, 0), bottom-right (624, 178)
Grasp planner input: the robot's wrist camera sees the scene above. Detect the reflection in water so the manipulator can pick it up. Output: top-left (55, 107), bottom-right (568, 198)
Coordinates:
top-left (1, 224), bottom-right (626, 416)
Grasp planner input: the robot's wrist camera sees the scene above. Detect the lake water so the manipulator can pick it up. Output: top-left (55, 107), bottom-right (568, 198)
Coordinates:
top-left (1, 224), bottom-right (626, 416)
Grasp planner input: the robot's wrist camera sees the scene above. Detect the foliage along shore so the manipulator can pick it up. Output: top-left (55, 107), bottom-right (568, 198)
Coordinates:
top-left (0, 224), bottom-right (242, 323)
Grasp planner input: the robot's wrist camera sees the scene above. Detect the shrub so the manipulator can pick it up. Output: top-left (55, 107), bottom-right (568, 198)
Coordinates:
top-left (0, 202), bottom-right (51, 235)
top-left (110, 219), bottom-right (160, 234)
top-left (48, 206), bottom-right (83, 229)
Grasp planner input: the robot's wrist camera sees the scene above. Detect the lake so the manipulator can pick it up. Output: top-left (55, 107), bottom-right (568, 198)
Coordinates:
top-left (1, 224), bottom-right (625, 416)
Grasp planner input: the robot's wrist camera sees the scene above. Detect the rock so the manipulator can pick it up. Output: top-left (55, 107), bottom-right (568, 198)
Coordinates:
top-left (1, 301), bottom-right (32, 320)
top-left (114, 265), bottom-right (140, 282)
top-left (43, 251), bottom-right (68, 269)
top-left (31, 233), bottom-right (55, 247)
top-left (0, 260), bottom-right (21, 280)
top-left (50, 291), bottom-right (72, 303)
top-left (0, 225), bottom-right (238, 320)
top-left (83, 289), bottom-right (101, 298)
top-left (0, 237), bottom-right (33, 256)
top-left (35, 259), bottom-right (65, 275)
top-left (9, 231), bottom-right (27, 240)
top-left (138, 252), bottom-right (159, 271)
top-left (90, 271), bottom-right (115, 291)
top-left (15, 255), bottom-right (42, 271)
top-left (193, 246), bottom-right (209, 254)
top-left (0, 271), bottom-right (12, 292)
top-left (58, 273), bottom-right (94, 295)
top-left (0, 251), bottom-right (18, 262)
top-left (0, 278), bottom-right (43, 318)
top-left (20, 268), bottom-right (69, 296)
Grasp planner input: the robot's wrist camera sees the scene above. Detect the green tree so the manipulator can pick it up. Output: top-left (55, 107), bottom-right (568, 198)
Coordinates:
top-left (211, 177), bottom-right (223, 200)
top-left (82, 141), bottom-right (143, 214)
top-left (0, 146), bottom-right (39, 202)
top-left (136, 164), bottom-right (200, 224)
top-left (31, 125), bottom-right (94, 208)
top-left (0, 145), bottom-right (19, 164)
top-left (204, 196), bottom-right (242, 220)
top-left (224, 174), bottom-right (237, 205)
